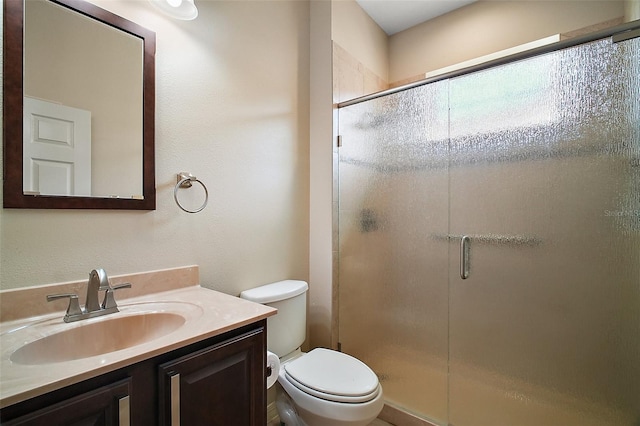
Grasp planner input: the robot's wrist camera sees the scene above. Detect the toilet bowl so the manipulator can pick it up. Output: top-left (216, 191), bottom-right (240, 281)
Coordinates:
top-left (239, 280), bottom-right (384, 426)
top-left (276, 348), bottom-right (384, 426)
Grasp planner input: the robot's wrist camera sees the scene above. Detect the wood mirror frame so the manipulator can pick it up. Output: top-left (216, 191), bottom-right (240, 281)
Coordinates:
top-left (3, 0), bottom-right (156, 209)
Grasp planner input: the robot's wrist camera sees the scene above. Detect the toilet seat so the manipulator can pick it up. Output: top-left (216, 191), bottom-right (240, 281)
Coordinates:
top-left (283, 348), bottom-right (380, 403)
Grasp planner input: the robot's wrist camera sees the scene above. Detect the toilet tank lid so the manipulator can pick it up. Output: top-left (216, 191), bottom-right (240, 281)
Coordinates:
top-left (240, 280), bottom-right (308, 304)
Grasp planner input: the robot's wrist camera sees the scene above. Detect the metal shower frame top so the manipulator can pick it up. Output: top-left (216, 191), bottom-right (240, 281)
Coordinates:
top-left (337, 21), bottom-right (640, 109)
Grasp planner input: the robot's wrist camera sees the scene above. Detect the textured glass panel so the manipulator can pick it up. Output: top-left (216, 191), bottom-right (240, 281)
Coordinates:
top-left (338, 82), bottom-right (450, 424)
top-left (448, 37), bottom-right (640, 426)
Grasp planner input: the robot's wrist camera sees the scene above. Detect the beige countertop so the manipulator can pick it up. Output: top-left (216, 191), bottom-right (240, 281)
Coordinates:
top-left (0, 267), bottom-right (276, 409)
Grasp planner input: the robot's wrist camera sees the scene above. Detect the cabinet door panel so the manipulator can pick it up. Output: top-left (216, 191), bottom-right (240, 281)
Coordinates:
top-left (159, 328), bottom-right (266, 426)
top-left (3, 378), bottom-right (131, 426)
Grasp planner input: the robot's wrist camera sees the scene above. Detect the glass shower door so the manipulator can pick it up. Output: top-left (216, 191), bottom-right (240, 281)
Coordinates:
top-left (448, 37), bottom-right (640, 426)
top-left (337, 82), bottom-right (450, 423)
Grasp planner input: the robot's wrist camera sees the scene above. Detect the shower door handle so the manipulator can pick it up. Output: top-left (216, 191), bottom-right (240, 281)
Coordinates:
top-left (460, 235), bottom-right (470, 279)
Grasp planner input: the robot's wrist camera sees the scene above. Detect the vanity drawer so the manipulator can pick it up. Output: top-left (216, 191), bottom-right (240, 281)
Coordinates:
top-left (2, 378), bottom-right (131, 426)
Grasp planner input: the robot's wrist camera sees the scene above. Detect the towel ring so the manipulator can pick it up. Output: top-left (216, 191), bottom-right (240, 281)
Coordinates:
top-left (174, 172), bottom-right (208, 213)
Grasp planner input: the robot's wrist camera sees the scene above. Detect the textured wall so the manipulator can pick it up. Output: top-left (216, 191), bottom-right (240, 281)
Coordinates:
top-left (331, 0), bottom-right (389, 83)
top-left (0, 0), bottom-right (310, 297)
top-left (389, 0), bottom-right (625, 83)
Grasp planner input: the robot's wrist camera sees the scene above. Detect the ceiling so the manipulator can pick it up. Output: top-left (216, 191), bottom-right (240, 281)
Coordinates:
top-left (356, 0), bottom-right (477, 35)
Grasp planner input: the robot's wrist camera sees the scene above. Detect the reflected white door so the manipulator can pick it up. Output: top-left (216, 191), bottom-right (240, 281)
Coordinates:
top-left (23, 97), bottom-right (91, 196)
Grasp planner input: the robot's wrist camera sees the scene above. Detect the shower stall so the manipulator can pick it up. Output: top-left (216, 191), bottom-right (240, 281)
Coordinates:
top-left (336, 28), bottom-right (640, 425)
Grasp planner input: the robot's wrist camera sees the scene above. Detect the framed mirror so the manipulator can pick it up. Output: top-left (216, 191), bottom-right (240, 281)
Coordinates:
top-left (3, 0), bottom-right (156, 209)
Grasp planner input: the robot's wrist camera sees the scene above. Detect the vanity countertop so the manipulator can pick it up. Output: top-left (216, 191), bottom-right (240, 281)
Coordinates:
top-left (0, 267), bottom-right (276, 409)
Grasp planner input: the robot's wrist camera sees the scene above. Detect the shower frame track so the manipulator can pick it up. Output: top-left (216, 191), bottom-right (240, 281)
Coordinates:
top-left (337, 20), bottom-right (640, 109)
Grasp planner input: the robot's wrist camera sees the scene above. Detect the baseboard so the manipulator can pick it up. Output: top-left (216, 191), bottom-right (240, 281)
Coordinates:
top-left (379, 403), bottom-right (439, 426)
top-left (267, 401), bottom-right (280, 426)
top-left (268, 399), bottom-right (436, 426)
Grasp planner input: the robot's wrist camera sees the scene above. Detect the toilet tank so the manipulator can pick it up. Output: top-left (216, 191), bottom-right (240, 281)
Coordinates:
top-left (240, 280), bottom-right (308, 357)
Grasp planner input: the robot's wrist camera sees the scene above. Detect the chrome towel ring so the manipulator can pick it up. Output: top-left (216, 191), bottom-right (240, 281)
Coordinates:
top-left (174, 172), bottom-right (208, 213)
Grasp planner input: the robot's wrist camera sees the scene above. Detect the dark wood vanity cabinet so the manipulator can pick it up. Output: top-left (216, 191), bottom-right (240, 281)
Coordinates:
top-left (1, 379), bottom-right (131, 426)
top-left (158, 326), bottom-right (265, 425)
top-left (0, 321), bottom-right (267, 426)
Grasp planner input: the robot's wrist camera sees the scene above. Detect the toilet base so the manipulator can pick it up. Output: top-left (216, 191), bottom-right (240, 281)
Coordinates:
top-left (275, 381), bottom-right (383, 426)
top-left (276, 391), bottom-right (302, 426)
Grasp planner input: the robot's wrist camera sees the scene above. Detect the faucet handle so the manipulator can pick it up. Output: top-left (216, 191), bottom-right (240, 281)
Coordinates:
top-left (101, 283), bottom-right (132, 311)
top-left (47, 293), bottom-right (83, 321)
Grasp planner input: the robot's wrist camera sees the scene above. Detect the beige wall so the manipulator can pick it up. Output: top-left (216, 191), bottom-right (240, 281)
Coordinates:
top-left (0, 0), bottom-right (310, 298)
top-left (329, 1), bottom-right (627, 100)
top-left (309, 0), bottom-right (334, 350)
top-left (389, 0), bottom-right (626, 83)
top-left (625, 0), bottom-right (640, 20)
top-left (331, 0), bottom-right (389, 83)
top-left (331, 0), bottom-right (389, 105)
top-left (332, 42), bottom-right (389, 104)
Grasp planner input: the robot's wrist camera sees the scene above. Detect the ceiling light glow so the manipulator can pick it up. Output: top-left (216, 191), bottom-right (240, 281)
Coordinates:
top-left (149, 0), bottom-right (198, 20)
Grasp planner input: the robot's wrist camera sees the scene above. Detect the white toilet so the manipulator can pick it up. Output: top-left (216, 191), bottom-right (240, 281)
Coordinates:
top-left (240, 280), bottom-right (384, 426)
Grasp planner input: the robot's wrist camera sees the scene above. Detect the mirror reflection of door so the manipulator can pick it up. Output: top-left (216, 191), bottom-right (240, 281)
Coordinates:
top-left (23, 97), bottom-right (92, 196)
top-left (23, 0), bottom-right (144, 199)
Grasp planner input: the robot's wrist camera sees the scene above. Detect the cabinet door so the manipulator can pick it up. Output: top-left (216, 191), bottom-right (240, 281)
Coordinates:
top-left (3, 378), bottom-right (131, 426)
top-left (158, 327), bottom-right (266, 426)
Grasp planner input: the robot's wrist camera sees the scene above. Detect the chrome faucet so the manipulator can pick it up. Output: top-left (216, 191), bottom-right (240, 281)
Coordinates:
top-left (46, 268), bottom-right (131, 323)
top-left (85, 268), bottom-right (111, 313)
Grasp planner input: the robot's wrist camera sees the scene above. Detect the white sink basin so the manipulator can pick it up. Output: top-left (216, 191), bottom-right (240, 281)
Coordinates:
top-left (0, 284), bottom-right (275, 410)
top-left (8, 303), bottom-right (201, 365)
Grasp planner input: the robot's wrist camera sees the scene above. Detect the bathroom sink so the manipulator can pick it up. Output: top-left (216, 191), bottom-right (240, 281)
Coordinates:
top-left (10, 312), bottom-right (186, 365)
